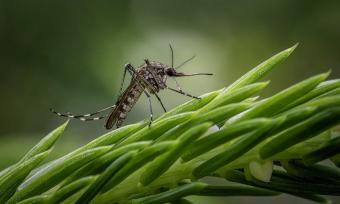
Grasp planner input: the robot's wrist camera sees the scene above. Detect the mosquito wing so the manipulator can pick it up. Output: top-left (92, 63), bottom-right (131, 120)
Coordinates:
top-left (105, 105), bottom-right (120, 129)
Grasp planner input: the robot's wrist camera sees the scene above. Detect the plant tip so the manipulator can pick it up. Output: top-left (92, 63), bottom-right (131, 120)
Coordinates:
top-left (287, 43), bottom-right (299, 54)
top-left (62, 119), bottom-right (70, 127)
top-left (292, 42), bottom-right (299, 49)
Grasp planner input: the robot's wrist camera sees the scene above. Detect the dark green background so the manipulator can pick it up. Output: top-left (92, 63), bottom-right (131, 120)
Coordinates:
top-left (0, 1), bottom-right (339, 203)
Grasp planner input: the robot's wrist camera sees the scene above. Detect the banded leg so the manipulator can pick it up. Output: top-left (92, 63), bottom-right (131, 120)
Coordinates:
top-left (168, 77), bottom-right (200, 99)
top-left (167, 86), bottom-right (200, 99)
top-left (50, 105), bottom-right (115, 121)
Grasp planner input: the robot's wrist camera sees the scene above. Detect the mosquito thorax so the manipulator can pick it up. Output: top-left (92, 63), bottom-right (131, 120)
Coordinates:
top-left (137, 60), bottom-right (170, 90)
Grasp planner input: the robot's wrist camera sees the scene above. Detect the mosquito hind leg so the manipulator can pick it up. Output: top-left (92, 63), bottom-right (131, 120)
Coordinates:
top-left (50, 109), bottom-right (107, 121)
top-left (50, 105), bottom-right (115, 121)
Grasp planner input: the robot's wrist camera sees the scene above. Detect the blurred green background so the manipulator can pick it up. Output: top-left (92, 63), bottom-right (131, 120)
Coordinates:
top-left (0, 1), bottom-right (339, 203)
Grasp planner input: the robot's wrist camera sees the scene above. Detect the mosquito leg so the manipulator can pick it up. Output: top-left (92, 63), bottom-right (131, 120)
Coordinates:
top-left (144, 91), bottom-right (153, 127)
top-left (50, 105), bottom-right (115, 121)
top-left (168, 78), bottom-right (200, 99)
top-left (172, 77), bottom-right (182, 91)
top-left (167, 86), bottom-right (200, 99)
top-left (154, 94), bottom-right (167, 112)
top-left (76, 115), bottom-right (107, 121)
top-left (50, 109), bottom-right (107, 122)
top-left (117, 63), bottom-right (135, 99)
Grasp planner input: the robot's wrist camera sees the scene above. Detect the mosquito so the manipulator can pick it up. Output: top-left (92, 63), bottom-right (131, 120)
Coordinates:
top-left (50, 45), bottom-right (213, 129)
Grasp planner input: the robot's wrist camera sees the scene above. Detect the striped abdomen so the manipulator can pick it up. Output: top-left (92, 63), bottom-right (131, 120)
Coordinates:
top-left (105, 81), bottom-right (144, 129)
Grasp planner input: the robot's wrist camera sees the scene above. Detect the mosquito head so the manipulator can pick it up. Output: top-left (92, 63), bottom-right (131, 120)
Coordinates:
top-left (165, 67), bottom-right (213, 77)
top-left (165, 67), bottom-right (177, 76)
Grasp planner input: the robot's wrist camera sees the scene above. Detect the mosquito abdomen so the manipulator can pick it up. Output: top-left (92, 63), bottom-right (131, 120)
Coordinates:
top-left (106, 81), bottom-right (144, 129)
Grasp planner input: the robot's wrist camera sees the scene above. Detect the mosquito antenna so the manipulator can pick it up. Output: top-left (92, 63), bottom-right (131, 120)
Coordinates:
top-left (169, 44), bottom-right (174, 68)
top-left (174, 72), bottom-right (213, 77)
top-left (175, 55), bottom-right (196, 70)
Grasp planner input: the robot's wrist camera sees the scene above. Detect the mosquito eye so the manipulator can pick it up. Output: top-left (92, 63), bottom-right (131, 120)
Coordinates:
top-left (166, 68), bottom-right (176, 76)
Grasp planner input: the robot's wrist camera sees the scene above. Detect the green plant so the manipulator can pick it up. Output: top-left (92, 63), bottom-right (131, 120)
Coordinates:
top-left (1, 44), bottom-right (340, 204)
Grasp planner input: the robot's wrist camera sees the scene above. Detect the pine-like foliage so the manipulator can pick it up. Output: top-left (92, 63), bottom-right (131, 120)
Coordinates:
top-left (1, 44), bottom-right (340, 204)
